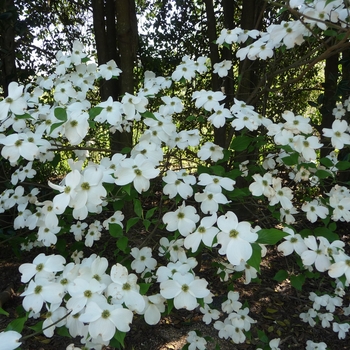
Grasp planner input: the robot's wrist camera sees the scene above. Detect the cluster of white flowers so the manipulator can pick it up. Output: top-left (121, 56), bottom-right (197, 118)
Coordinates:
top-left (1, 1), bottom-right (350, 349)
top-left (300, 288), bottom-right (350, 341)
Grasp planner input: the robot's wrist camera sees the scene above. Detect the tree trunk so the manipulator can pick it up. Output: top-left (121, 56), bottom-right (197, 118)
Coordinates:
top-left (0, 0), bottom-right (17, 95)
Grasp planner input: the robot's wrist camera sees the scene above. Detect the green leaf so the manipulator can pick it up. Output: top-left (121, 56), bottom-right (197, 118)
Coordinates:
top-left (109, 223), bottom-right (123, 238)
top-left (167, 298), bottom-right (174, 315)
top-left (28, 320), bottom-right (44, 332)
top-left (111, 330), bottom-right (126, 348)
top-left (256, 228), bottom-right (287, 245)
top-left (0, 307), bottom-right (9, 316)
top-left (6, 316), bottom-right (28, 333)
top-left (320, 157), bottom-right (334, 168)
top-left (143, 219), bottom-right (151, 230)
top-left (314, 227), bottom-right (339, 242)
top-left (247, 243), bottom-right (261, 272)
top-left (139, 283), bottom-right (151, 295)
top-left (89, 106), bottom-right (103, 119)
top-left (230, 135), bottom-right (251, 151)
top-left (56, 326), bottom-right (71, 337)
top-left (54, 107), bottom-right (67, 121)
top-left (281, 152), bottom-right (299, 166)
top-left (273, 269), bottom-right (289, 282)
top-left (324, 29), bottom-right (337, 37)
top-left (315, 169), bottom-right (332, 179)
top-left (117, 236), bottom-right (128, 253)
top-left (146, 207), bottom-right (157, 219)
top-left (141, 111), bottom-right (156, 119)
top-left (257, 329), bottom-right (269, 343)
top-left (134, 199), bottom-right (143, 218)
top-left (290, 274), bottom-right (305, 291)
top-left (14, 112), bottom-right (33, 120)
top-left (50, 121), bottom-right (65, 134)
top-left (335, 161), bottom-right (350, 170)
top-left (126, 217), bottom-right (139, 232)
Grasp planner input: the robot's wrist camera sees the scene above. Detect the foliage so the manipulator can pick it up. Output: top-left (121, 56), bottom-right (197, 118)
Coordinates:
top-left (1, 1), bottom-right (350, 350)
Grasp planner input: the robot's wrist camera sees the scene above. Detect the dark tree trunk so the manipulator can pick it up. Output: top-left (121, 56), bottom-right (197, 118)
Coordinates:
top-left (0, 0), bottom-right (17, 95)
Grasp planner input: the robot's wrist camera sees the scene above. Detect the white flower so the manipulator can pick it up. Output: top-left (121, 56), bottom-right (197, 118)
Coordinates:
top-left (197, 173), bottom-right (235, 193)
top-left (184, 214), bottom-right (219, 252)
top-left (300, 308), bottom-right (317, 327)
top-left (162, 202), bottom-right (199, 237)
top-left (221, 291), bottom-right (242, 313)
top-left (217, 211), bottom-right (258, 265)
top-left (130, 247), bottom-right (157, 273)
top-left (79, 300), bottom-right (133, 341)
top-left (302, 200), bottom-right (329, 223)
top-left (98, 60), bottom-right (122, 80)
top-left (301, 236), bottom-right (332, 272)
top-left (114, 154), bottom-right (159, 193)
top-left (200, 304), bottom-right (220, 324)
top-left (323, 119), bottom-right (350, 149)
top-left (192, 90), bottom-right (225, 112)
top-left (163, 169), bottom-right (195, 199)
top-left (141, 294), bottom-right (166, 325)
top-left (333, 322), bottom-right (350, 339)
top-left (195, 190), bottom-right (230, 214)
top-left (305, 340), bottom-right (327, 350)
top-left (328, 251), bottom-right (350, 284)
top-left (277, 228), bottom-right (307, 256)
top-left (160, 272), bottom-right (209, 310)
top-left (186, 330), bottom-right (207, 350)
top-left (0, 331), bottom-right (22, 350)
top-left (19, 253), bottom-right (66, 283)
top-left (21, 277), bottom-right (64, 314)
top-left (0, 82), bottom-right (27, 120)
top-left (107, 263), bottom-right (145, 313)
top-left (213, 60), bottom-right (232, 77)
top-left (197, 141), bottom-right (224, 162)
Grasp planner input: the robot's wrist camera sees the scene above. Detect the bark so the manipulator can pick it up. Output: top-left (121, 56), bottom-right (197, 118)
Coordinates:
top-left (0, 283), bottom-right (14, 309)
top-left (320, 52), bottom-right (339, 159)
top-left (112, 0), bottom-right (138, 151)
top-left (92, 0), bottom-right (119, 101)
top-left (0, 0), bottom-right (17, 95)
top-left (204, 0), bottom-right (225, 147)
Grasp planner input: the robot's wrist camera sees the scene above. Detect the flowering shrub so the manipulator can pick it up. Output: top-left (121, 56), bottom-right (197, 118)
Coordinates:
top-left (1, 1), bottom-right (350, 350)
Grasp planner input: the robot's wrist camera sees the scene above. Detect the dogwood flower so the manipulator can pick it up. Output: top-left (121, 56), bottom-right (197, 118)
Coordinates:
top-left (130, 247), bottom-right (157, 273)
top-left (277, 228), bottom-right (307, 256)
top-left (328, 251), bottom-right (350, 284)
top-left (186, 330), bottom-right (207, 350)
top-left (197, 173), bottom-right (235, 193)
top-left (184, 214), bottom-right (219, 252)
top-left (0, 82), bottom-right (27, 120)
top-left (323, 119), bottom-right (350, 149)
top-left (217, 211), bottom-right (258, 265)
top-left (98, 60), bottom-right (122, 80)
top-left (114, 154), bottom-right (159, 193)
top-left (162, 202), bottom-right (199, 237)
top-left (107, 263), bottom-right (145, 313)
top-left (197, 141), bottom-right (224, 162)
top-left (158, 237), bottom-right (187, 262)
top-left (21, 277), bottom-right (64, 314)
top-left (160, 272), bottom-right (209, 310)
top-left (249, 173), bottom-right (274, 198)
top-left (79, 299), bottom-right (133, 341)
top-left (333, 322), bottom-right (350, 339)
top-left (163, 169), bottom-right (194, 199)
top-left (301, 236), bottom-right (332, 272)
top-left (302, 199), bottom-right (329, 223)
top-left (195, 190), bottom-right (230, 214)
top-left (19, 253), bottom-right (66, 283)
top-left (305, 340), bottom-right (327, 350)
top-left (0, 331), bottom-right (22, 350)
top-left (141, 294), bottom-right (166, 325)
